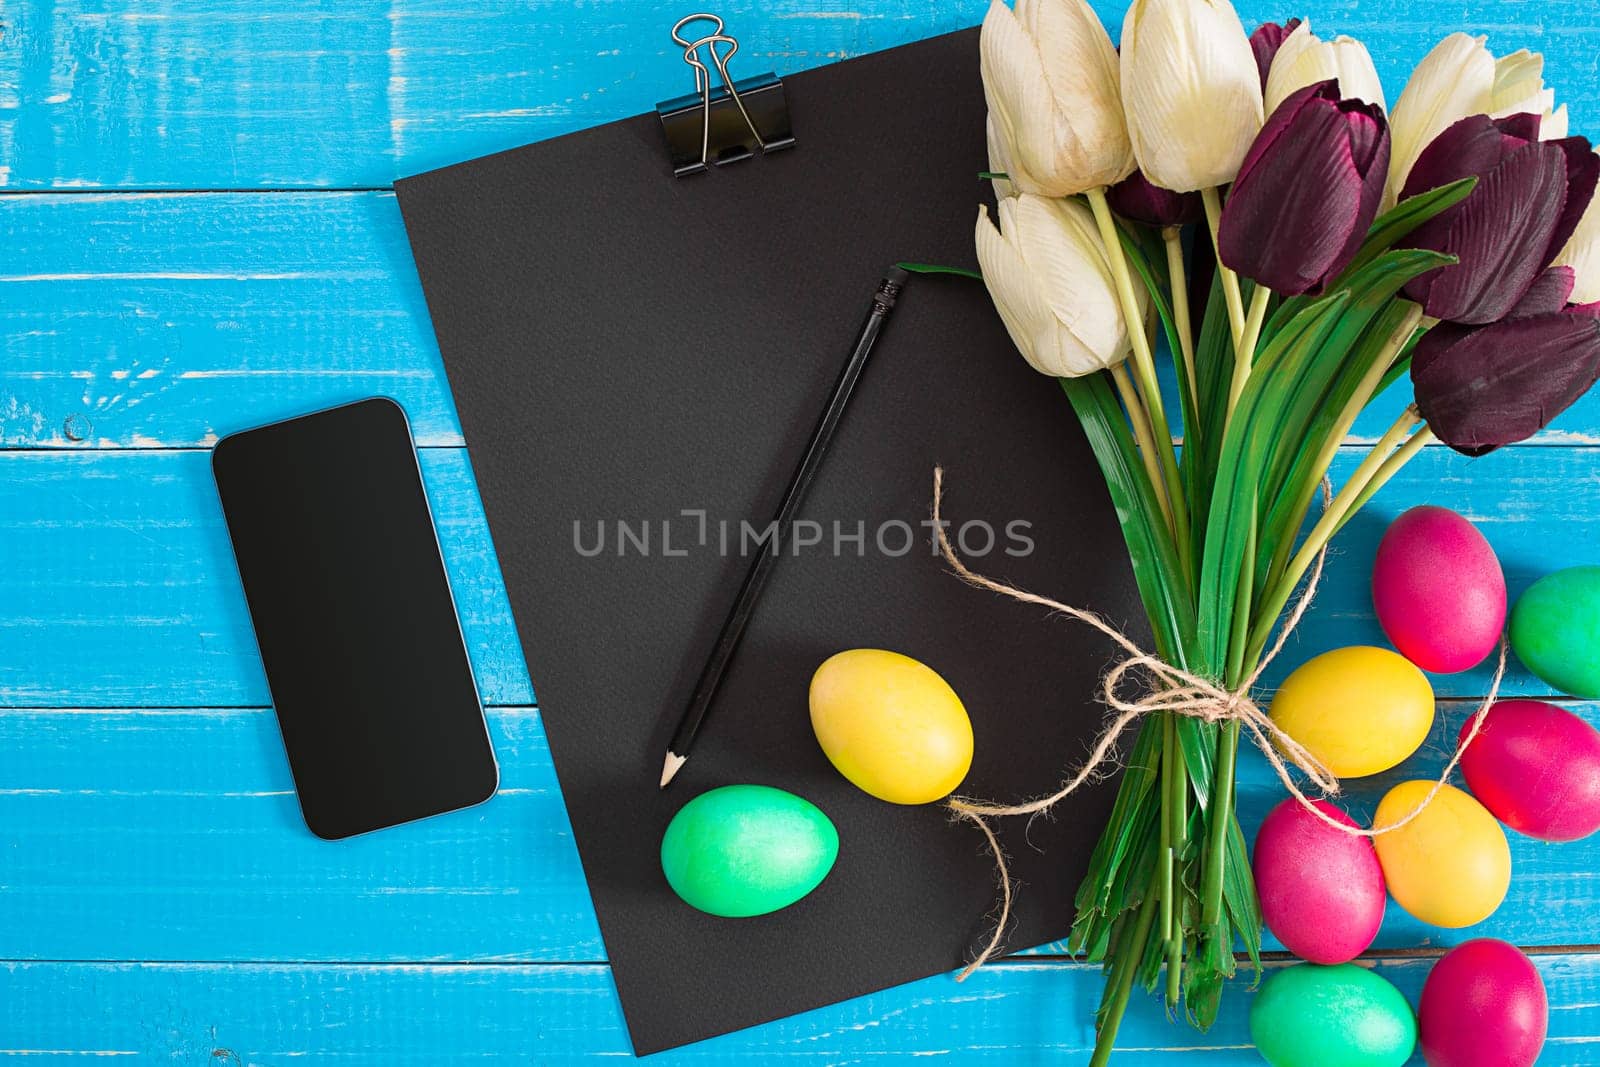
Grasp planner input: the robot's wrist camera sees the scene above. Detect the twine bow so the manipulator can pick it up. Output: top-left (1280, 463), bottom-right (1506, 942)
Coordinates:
top-left (932, 468), bottom-right (1507, 978)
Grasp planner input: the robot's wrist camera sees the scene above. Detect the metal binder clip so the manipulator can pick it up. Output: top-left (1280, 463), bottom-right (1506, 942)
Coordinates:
top-left (656, 13), bottom-right (795, 177)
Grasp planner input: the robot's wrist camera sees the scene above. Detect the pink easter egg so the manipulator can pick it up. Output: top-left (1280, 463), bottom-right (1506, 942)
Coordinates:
top-left (1419, 939), bottom-right (1546, 1067)
top-left (1252, 798), bottom-right (1385, 964)
top-left (1460, 699), bottom-right (1600, 841)
top-left (1372, 506), bottom-right (1505, 673)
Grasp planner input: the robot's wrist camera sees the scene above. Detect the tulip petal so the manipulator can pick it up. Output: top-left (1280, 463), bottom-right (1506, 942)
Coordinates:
top-left (1121, 0), bottom-right (1264, 192)
top-left (1106, 169), bottom-right (1203, 227)
top-left (1412, 311), bottom-right (1600, 454)
top-left (1406, 141), bottom-right (1569, 324)
top-left (1545, 104), bottom-right (1571, 140)
top-left (1263, 21), bottom-right (1386, 115)
top-left (1548, 136), bottom-right (1600, 261)
top-left (976, 204), bottom-right (1049, 372)
top-left (981, 0), bottom-right (1059, 195)
top-left (1250, 19), bottom-right (1301, 89)
top-left (986, 114), bottom-right (1018, 200)
top-left (1013, 196), bottom-right (1133, 365)
top-left (1219, 82), bottom-right (1384, 294)
top-left (1385, 33), bottom-right (1495, 210)
top-left (982, 0), bottom-right (1134, 197)
top-left (1554, 159), bottom-right (1600, 303)
top-left (1508, 265), bottom-right (1577, 317)
top-left (1400, 114), bottom-right (1520, 203)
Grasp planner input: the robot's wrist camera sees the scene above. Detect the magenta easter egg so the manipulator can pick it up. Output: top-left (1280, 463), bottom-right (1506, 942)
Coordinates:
top-left (1419, 939), bottom-right (1546, 1067)
top-left (1253, 798), bottom-right (1385, 964)
top-left (1372, 506), bottom-right (1505, 673)
top-left (1460, 699), bottom-right (1600, 841)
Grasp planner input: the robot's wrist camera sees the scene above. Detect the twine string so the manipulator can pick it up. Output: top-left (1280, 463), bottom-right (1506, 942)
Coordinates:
top-left (933, 467), bottom-right (1508, 979)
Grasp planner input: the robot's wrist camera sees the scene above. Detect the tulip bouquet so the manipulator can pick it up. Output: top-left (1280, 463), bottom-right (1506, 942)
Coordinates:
top-left (968, 0), bottom-right (1600, 1059)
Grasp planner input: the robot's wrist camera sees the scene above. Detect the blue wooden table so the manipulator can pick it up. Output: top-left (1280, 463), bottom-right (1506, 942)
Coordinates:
top-left (3, 0), bottom-right (1600, 1062)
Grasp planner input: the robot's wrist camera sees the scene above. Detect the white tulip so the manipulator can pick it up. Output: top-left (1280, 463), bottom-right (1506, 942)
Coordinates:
top-left (1120, 0), bottom-right (1263, 193)
top-left (1385, 34), bottom-right (1493, 210)
top-left (1385, 34), bottom-right (1568, 209)
top-left (980, 0), bottom-right (1134, 197)
top-left (974, 195), bottom-right (1141, 378)
top-left (1490, 49), bottom-right (1568, 138)
top-left (1263, 21), bottom-right (1385, 114)
top-left (1554, 170), bottom-right (1600, 304)
top-left (986, 115), bottom-right (1018, 200)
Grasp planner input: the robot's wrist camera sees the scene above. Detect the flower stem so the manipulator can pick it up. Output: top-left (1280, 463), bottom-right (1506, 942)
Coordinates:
top-left (1159, 717), bottom-right (1175, 948)
top-left (1164, 226), bottom-right (1199, 416)
top-left (1335, 425), bottom-right (1436, 535)
top-left (1245, 405), bottom-right (1425, 667)
top-left (1112, 363), bottom-right (1175, 532)
top-left (1201, 187), bottom-right (1247, 351)
top-left (1087, 187), bottom-right (1192, 565)
top-left (1090, 880), bottom-right (1160, 1067)
top-left (1199, 508), bottom-right (1255, 932)
top-left (1263, 304), bottom-right (1426, 593)
top-left (1161, 711), bottom-right (1184, 1008)
top-left (1228, 286), bottom-right (1272, 420)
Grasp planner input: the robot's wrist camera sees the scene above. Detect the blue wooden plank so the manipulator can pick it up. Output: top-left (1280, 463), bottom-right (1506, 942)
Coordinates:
top-left (1, 445), bottom-right (1593, 709)
top-left (5, 191), bottom-right (1600, 450)
top-left (0, 706), bottom-right (604, 963)
top-left (1, 954), bottom-right (1598, 1064)
top-left (0, 0), bottom-right (1595, 190)
top-left (0, 192), bottom-right (463, 448)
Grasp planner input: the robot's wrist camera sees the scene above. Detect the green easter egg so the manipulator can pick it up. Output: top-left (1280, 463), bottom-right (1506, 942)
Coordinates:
top-left (1511, 566), bottom-right (1600, 698)
top-left (1250, 963), bottom-right (1416, 1067)
top-left (660, 784), bottom-right (839, 918)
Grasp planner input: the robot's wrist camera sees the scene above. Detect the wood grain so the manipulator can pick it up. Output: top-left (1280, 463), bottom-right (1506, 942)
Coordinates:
top-left (0, 0), bottom-right (1594, 190)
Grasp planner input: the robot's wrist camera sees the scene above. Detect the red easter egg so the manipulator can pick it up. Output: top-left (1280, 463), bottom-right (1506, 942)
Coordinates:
top-left (1419, 939), bottom-right (1546, 1067)
top-left (1372, 506), bottom-right (1505, 674)
top-left (1253, 798), bottom-right (1385, 964)
top-left (1460, 699), bottom-right (1600, 841)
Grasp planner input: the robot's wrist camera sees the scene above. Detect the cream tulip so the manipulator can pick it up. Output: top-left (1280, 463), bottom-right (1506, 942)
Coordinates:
top-left (980, 0), bottom-right (1134, 197)
top-left (1263, 21), bottom-right (1385, 114)
top-left (1384, 34), bottom-right (1494, 210)
top-left (1120, 0), bottom-right (1264, 193)
top-left (1384, 35), bottom-right (1569, 210)
top-left (1555, 169), bottom-right (1600, 305)
top-left (986, 115), bottom-right (1018, 200)
top-left (974, 195), bottom-right (1140, 378)
top-left (1490, 49), bottom-right (1568, 138)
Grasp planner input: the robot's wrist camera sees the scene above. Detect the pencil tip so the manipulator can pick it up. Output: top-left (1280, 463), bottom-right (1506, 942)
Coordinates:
top-left (660, 752), bottom-right (688, 789)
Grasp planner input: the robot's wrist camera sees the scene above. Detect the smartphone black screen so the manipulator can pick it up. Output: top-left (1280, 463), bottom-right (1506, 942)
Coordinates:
top-left (213, 397), bottom-right (498, 839)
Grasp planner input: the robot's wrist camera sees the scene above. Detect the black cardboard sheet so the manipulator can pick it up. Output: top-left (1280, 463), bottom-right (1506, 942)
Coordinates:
top-left (395, 28), bottom-right (1144, 1054)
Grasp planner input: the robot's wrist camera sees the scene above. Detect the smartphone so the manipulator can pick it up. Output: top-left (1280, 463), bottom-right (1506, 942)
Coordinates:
top-left (213, 397), bottom-right (498, 839)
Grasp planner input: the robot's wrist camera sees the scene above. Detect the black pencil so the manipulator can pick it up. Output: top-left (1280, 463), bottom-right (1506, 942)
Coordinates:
top-left (659, 266), bottom-right (910, 788)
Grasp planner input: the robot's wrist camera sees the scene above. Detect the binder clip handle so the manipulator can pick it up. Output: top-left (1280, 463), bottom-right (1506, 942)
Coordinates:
top-left (657, 13), bottom-right (795, 177)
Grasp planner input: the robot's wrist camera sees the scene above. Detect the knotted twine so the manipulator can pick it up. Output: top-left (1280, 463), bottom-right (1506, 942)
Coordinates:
top-left (931, 468), bottom-right (1508, 979)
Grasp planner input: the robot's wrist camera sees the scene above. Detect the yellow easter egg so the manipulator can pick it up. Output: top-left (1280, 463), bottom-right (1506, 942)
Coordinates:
top-left (1268, 646), bottom-right (1434, 778)
top-left (1373, 780), bottom-right (1511, 928)
top-left (809, 649), bottom-right (974, 805)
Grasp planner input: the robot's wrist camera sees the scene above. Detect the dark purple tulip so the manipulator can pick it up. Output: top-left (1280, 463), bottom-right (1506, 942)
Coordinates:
top-left (1400, 114), bottom-right (1599, 325)
top-left (1412, 305), bottom-right (1600, 455)
top-left (1217, 81), bottom-right (1390, 295)
top-left (1107, 169), bottom-right (1203, 227)
top-left (1250, 19), bottom-right (1302, 90)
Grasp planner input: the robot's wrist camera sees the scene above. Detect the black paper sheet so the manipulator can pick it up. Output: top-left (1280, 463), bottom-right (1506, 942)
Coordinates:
top-left (396, 28), bottom-right (1144, 1054)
